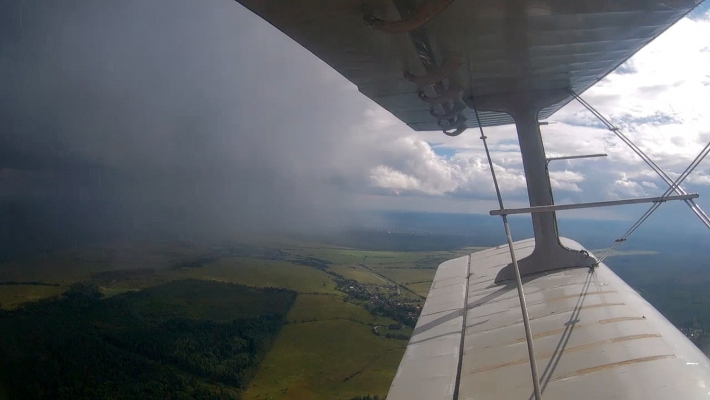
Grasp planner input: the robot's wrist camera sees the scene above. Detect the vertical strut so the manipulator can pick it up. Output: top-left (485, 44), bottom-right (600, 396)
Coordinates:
top-left (471, 98), bottom-right (543, 400)
top-left (469, 89), bottom-right (597, 283)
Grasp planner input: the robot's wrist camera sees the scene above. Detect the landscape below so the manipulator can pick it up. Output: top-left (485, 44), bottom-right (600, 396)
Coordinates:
top-left (0, 217), bottom-right (708, 399)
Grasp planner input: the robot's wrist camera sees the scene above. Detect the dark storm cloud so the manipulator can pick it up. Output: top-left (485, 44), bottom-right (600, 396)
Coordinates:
top-left (0, 0), bottom-right (380, 248)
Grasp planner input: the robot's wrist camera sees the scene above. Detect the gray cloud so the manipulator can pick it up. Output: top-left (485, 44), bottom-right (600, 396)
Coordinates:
top-left (0, 0), bottom-right (387, 249)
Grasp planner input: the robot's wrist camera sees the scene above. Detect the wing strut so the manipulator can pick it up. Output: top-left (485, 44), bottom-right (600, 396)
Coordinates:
top-left (470, 96), bottom-right (543, 400)
top-left (490, 193), bottom-right (699, 216)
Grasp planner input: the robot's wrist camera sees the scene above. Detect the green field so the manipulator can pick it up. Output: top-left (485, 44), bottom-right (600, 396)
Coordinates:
top-left (0, 284), bottom-right (64, 310)
top-left (176, 257), bottom-right (339, 294)
top-left (371, 267), bottom-right (436, 285)
top-left (286, 294), bottom-right (395, 326)
top-left (244, 319), bottom-right (406, 400)
top-left (328, 264), bottom-right (388, 284)
top-left (407, 282), bottom-right (434, 297)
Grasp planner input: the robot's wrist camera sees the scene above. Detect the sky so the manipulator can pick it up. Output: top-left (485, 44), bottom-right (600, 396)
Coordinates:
top-left (1, 0), bottom-right (709, 249)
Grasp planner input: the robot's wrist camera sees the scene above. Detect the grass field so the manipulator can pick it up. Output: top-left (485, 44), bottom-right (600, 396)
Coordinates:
top-left (244, 319), bottom-right (406, 400)
top-left (176, 257), bottom-right (339, 294)
top-left (0, 285), bottom-right (64, 310)
top-left (328, 265), bottom-right (387, 285)
top-left (407, 282), bottom-right (434, 297)
top-left (286, 294), bottom-right (395, 326)
top-left (293, 247), bottom-right (433, 266)
top-left (371, 267), bottom-right (436, 285)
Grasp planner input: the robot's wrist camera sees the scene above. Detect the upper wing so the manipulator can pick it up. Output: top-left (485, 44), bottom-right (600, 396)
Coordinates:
top-left (387, 238), bottom-right (710, 399)
top-left (233, 0), bottom-right (698, 132)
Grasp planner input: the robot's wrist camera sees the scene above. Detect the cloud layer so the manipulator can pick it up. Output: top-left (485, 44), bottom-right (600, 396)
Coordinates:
top-left (1, 0), bottom-right (709, 250)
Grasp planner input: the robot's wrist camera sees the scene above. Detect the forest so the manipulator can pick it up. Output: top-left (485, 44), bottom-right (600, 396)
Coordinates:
top-left (0, 280), bottom-right (296, 399)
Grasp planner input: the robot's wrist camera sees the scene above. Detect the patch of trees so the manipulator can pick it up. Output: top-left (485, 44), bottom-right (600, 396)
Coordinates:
top-left (0, 281), bottom-right (296, 399)
top-left (350, 395), bottom-right (381, 400)
top-left (63, 281), bottom-right (104, 300)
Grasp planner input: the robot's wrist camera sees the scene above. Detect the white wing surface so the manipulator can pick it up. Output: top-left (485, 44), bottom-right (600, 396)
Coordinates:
top-left (387, 238), bottom-right (710, 399)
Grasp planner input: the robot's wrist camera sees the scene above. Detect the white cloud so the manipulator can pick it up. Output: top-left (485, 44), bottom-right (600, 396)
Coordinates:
top-left (612, 174), bottom-right (648, 198)
top-left (550, 170), bottom-right (584, 192)
top-left (369, 165), bottom-right (421, 195)
top-left (641, 181), bottom-right (659, 190)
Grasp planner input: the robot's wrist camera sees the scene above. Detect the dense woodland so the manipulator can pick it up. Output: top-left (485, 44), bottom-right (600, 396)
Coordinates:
top-left (0, 280), bottom-right (296, 399)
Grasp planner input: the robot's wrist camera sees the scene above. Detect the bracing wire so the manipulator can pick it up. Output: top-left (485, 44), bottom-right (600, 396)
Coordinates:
top-left (598, 141), bottom-right (710, 263)
top-left (569, 90), bottom-right (710, 229)
top-left (568, 90), bottom-right (710, 264)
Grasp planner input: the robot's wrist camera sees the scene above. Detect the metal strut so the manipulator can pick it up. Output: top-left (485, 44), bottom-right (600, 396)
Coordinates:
top-left (470, 97), bottom-right (543, 400)
top-left (490, 193), bottom-right (699, 216)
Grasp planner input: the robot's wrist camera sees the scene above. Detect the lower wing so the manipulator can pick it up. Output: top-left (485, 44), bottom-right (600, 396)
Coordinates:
top-left (388, 237), bottom-right (710, 399)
